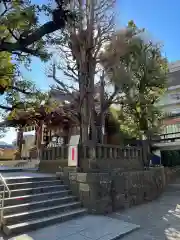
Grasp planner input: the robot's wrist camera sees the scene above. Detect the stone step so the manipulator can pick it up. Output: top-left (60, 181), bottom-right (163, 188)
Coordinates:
top-left (2, 185), bottom-right (68, 198)
top-left (4, 190), bottom-right (71, 206)
top-left (3, 201), bottom-right (82, 225)
top-left (5, 176), bottom-right (57, 184)
top-left (0, 180), bottom-right (63, 191)
top-left (164, 189), bottom-right (180, 195)
top-left (168, 184), bottom-right (180, 189)
top-left (3, 208), bottom-right (87, 236)
top-left (2, 195), bottom-right (77, 215)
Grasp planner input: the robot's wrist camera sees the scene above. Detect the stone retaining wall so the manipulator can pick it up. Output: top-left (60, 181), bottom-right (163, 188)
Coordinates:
top-left (79, 157), bottom-right (143, 172)
top-left (39, 160), bottom-right (68, 173)
top-left (164, 166), bottom-right (180, 184)
top-left (60, 167), bottom-right (166, 214)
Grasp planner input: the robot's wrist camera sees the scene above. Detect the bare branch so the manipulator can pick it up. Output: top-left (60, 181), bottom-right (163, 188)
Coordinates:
top-left (47, 0), bottom-right (116, 143)
top-left (0, 0), bottom-right (8, 17)
top-left (63, 69), bottom-right (78, 82)
top-left (48, 63), bottom-right (77, 95)
top-left (7, 27), bottom-right (18, 41)
top-left (0, 22), bottom-right (59, 53)
top-left (10, 86), bottom-right (34, 95)
top-left (0, 2), bottom-right (76, 56)
top-left (0, 104), bottom-right (12, 111)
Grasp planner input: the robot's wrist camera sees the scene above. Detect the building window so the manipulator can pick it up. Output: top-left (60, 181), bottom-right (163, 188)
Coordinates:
top-left (163, 123), bottom-right (180, 139)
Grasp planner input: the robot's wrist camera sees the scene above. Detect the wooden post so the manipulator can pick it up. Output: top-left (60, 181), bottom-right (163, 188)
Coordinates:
top-left (35, 120), bottom-right (43, 161)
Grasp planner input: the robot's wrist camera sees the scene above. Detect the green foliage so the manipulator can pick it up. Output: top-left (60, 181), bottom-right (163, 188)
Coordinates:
top-left (0, 0), bottom-right (75, 111)
top-left (121, 27), bottom-right (168, 137)
top-left (108, 107), bottom-right (133, 139)
top-left (0, 0), bottom-right (49, 107)
top-left (5, 82), bottom-right (49, 120)
top-left (102, 21), bottom-right (168, 139)
top-left (0, 0), bottom-right (50, 61)
top-left (0, 126), bottom-right (7, 139)
top-left (110, 106), bottom-right (140, 139)
top-left (0, 110), bottom-right (7, 138)
top-left (0, 1), bottom-right (49, 111)
top-left (110, 105), bottom-right (164, 139)
top-left (0, 51), bottom-right (15, 94)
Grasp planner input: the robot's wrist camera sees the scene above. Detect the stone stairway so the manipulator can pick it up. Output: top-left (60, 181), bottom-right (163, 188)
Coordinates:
top-left (0, 176), bottom-right (87, 236)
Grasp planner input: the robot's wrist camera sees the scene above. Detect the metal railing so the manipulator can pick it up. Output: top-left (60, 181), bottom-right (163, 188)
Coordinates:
top-left (152, 132), bottom-right (180, 143)
top-left (0, 174), bottom-right (11, 227)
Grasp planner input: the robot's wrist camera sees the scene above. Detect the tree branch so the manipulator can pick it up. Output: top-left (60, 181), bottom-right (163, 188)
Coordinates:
top-left (7, 28), bottom-right (19, 41)
top-left (0, 21), bottom-right (60, 53)
top-left (0, 104), bottom-right (13, 111)
top-left (63, 69), bottom-right (78, 82)
top-left (48, 63), bottom-right (76, 96)
top-left (10, 86), bottom-right (35, 95)
top-left (0, 4), bottom-right (75, 56)
top-left (1, 0), bottom-right (9, 17)
top-left (102, 89), bottom-right (119, 112)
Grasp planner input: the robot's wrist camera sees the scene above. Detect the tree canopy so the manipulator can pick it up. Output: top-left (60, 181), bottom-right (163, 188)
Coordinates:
top-left (47, 0), bottom-right (115, 143)
top-left (100, 21), bottom-right (168, 138)
top-left (0, 0), bottom-right (75, 57)
top-left (0, 0), bottom-right (75, 111)
top-left (0, 0), bottom-right (168, 143)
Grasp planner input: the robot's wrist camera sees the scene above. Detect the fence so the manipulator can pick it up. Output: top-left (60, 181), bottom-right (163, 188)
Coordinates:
top-left (79, 144), bottom-right (142, 159)
top-left (40, 144), bottom-right (142, 160)
top-left (40, 144), bottom-right (143, 171)
top-left (41, 145), bottom-right (68, 160)
top-left (78, 144), bottom-right (143, 171)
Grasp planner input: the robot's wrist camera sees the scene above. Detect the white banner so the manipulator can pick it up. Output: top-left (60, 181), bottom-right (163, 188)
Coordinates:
top-left (68, 146), bottom-right (78, 167)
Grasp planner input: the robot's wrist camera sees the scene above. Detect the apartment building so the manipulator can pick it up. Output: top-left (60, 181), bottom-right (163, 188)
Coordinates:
top-left (157, 61), bottom-right (180, 135)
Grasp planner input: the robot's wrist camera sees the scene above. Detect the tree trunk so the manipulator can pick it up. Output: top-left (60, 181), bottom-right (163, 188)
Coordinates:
top-left (79, 72), bottom-right (89, 144)
top-left (16, 127), bottom-right (23, 159)
top-left (88, 62), bottom-right (96, 144)
top-left (35, 121), bottom-right (43, 160)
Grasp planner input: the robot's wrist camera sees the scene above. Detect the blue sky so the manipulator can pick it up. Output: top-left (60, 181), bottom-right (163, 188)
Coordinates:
top-left (2, 0), bottom-right (180, 143)
top-left (119, 0), bottom-right (180, 62)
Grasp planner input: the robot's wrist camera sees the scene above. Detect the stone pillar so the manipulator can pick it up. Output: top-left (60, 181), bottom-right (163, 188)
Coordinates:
top-left (69, 173), bottom-right (113, 214)
top-left (141, 140), bottom-right (150, 167)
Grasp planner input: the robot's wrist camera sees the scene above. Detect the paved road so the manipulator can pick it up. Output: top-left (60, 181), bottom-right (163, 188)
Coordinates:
top-left (110, 179), bottom-right (180, 239)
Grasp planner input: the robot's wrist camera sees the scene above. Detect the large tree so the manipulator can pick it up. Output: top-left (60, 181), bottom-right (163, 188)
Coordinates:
top-left (47, 0), bottom-right (133, 144)
top-left (101, 22), bottom-right (168, 139)
top-left (0, 0), bottom-right (75, 110)
top-left (0, 0), bottom-right (75, 56)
